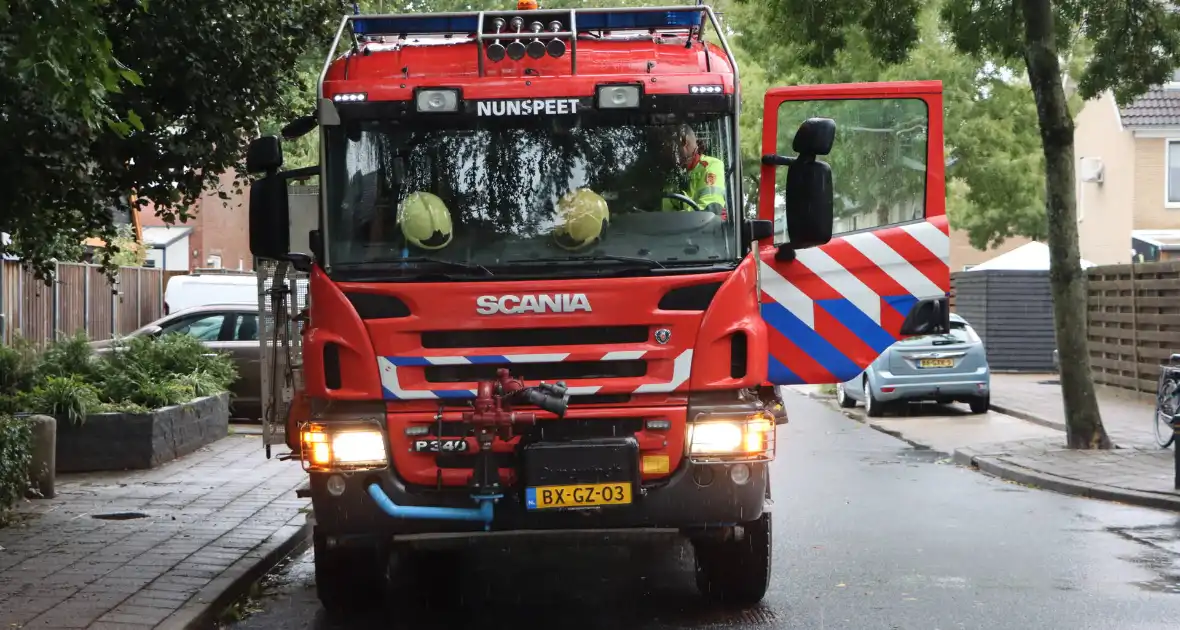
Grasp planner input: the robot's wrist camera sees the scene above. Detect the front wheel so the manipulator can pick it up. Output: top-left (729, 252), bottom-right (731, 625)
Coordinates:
top-left (314, 532), bottom-right (388, 615)
top-left (693, 513), bottom-right (772, 607)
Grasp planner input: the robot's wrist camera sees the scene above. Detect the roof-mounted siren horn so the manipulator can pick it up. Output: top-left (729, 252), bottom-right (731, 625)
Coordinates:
top-left (506, 17), bottom-right (527, 61)
top-left (546, 21), bottom-right (565, 58)
top-left (526, 21), bottom-right (546, 59)
top-left (487, 18), bottom-right (507, 61)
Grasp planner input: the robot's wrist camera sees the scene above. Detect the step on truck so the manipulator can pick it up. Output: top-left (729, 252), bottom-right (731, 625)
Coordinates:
top-left (245, 1), bottom-right (951, 611)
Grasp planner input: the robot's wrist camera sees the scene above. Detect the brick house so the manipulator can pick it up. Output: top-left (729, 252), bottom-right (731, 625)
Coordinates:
top-left (137, 169), bottom-right (253, 272)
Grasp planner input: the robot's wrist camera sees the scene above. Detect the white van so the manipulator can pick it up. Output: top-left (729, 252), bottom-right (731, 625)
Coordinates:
top-left (164, 274), bottom-right (257, 314)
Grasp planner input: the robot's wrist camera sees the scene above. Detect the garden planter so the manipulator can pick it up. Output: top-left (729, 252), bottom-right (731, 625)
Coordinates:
top-left (55, 392), bottom-right (230, 473)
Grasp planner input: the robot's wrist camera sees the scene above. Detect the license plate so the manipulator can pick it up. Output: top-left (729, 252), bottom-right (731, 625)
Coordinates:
top-left (409, 438), bottom-right (469, 453)
top-left (525, 482), bottom-right (632, 510)
top-left (918, 358), bottom-right (955, 368)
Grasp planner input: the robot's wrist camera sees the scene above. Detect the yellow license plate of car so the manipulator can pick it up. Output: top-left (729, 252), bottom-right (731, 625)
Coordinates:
top-left (525, 482), bottom-right (632, 510)
top-left (918, 358), bottom-right (955, 368)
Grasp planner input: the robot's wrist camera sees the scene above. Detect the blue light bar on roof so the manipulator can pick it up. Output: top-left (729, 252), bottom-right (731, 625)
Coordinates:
top-left (351, 15), bottom-right (480, 36)
top-left (576, 10), bottom-right (703, 30)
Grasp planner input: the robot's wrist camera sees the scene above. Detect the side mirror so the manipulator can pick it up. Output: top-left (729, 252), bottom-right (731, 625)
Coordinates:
top-left (793, 117), bottom-right (836, 156)
top-left (761, 118), bottom-right (836, 255)
top-left (249, 175), bottom-right (291, 260)
top-left (246, 136), bottom-right (283, 174)
top-left (900, 297), bottom-right (951, 336)
top-left (140, 324), bottom-right (163, 338)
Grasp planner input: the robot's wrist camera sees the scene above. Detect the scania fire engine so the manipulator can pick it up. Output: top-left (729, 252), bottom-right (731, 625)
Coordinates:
top-left (246, 2), bottom-right (951, 611)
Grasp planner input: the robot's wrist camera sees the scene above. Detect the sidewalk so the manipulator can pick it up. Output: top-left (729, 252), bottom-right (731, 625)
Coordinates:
top-left (961, 373), bottom-right (1179, 510)
top-left (0, 433), bottom-right (309, 629)
top-left (988, 373), bottom-right (1158, 448)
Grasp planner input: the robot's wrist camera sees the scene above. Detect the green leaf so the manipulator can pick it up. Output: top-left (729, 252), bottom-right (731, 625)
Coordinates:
top-left (120, 68), bottom-right (144, 87)
top-left (127, 109), bottom-right (144, 131)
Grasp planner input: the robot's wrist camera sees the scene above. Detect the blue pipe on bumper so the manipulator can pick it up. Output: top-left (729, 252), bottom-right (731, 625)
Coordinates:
top-left (366, 483), bottom-right (496, 529)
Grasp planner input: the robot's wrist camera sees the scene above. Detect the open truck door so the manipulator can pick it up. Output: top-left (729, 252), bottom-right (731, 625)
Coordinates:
top-left (757, 81), bottom-right (950, 385)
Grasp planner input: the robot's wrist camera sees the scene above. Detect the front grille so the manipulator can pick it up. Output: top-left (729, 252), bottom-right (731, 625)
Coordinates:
top-left (429, 418), bottom-right (645, 469)
top-left (424, 360), bottom-right (646, 383)
top-left (427, 393), bottom-right (632, 409)
top-left (421, 326), bottom-right (648, 349)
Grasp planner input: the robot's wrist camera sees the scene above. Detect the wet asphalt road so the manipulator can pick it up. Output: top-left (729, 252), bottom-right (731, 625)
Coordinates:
top-left (226, 392), bottom-right (1180, 630)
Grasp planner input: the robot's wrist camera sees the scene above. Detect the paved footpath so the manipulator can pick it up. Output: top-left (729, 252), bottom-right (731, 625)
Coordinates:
top-left (0, 434), bottom-right (308, 630)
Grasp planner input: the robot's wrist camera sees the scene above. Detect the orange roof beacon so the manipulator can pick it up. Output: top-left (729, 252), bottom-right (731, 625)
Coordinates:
top-left (243, 2), bottom-right (950, 612)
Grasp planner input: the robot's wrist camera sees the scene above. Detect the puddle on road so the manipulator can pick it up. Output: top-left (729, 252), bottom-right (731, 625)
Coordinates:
top-left (91, 511), bottom-right (150, 520)
top-left (861, 448), bottom-right (952, 467)
top-left (1107, 524), bottom-right (1180, 595)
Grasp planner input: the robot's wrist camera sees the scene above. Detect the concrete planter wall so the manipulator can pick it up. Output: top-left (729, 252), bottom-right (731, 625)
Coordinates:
top-left (55, 392), bottom-right (230, 473)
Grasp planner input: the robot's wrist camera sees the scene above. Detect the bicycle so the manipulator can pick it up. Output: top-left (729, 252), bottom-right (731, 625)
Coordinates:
top-left (1153, 353), bottom-right (1180, 448)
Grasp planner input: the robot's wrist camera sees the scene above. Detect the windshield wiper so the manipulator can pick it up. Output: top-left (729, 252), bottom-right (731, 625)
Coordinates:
top-left (504, 254), bottom-right (666, 269)
top-left (335, 257), bottom-right (494, 276)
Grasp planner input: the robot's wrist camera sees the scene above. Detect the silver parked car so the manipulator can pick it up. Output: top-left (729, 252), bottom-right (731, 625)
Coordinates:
top-left (835, 313), bottom-right (991, 417)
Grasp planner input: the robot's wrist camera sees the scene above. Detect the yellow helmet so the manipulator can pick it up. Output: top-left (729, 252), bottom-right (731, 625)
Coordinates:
top-left (398, 192), bottom-right (453, 250)
top-left (552, 188), bottom-right (609, 251)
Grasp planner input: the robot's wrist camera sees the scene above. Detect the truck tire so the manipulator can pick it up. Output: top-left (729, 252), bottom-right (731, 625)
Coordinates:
top-left (693, 512), bottom-right (772, 607)
top-left (314, 532), bottom-right (387, 614)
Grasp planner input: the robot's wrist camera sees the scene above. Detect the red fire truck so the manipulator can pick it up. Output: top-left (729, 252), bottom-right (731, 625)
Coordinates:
top-left (246, 2), bottom-right (950, 611)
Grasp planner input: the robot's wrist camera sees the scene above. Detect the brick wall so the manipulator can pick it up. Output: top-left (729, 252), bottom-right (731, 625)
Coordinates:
top-left (139, 169), bottom-right (253, 271)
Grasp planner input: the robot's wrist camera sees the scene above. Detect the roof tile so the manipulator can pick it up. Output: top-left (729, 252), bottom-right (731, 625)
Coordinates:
top-left (1119, 86), bottom-right (1180, 128)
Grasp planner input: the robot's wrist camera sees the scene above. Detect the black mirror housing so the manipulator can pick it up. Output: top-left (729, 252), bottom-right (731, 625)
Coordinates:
top-left (784, 158), bottom-right (834, 249)
top-left (793, 117), bottom-right (836, 156)
top-left (249, 175), bottom-right (290, 260)
top-left (743, 219), bottom-right (774, 245)
top-left (246, 136), bottom-right (283, 174)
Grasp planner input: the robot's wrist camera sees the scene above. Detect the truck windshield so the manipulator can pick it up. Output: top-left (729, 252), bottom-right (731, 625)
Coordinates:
top-left (323, 114), bottom-right (738, 279)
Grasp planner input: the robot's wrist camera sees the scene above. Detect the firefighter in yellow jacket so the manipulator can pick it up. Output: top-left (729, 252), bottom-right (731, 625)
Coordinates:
top-left (661, 124), bottom-right (728, 219)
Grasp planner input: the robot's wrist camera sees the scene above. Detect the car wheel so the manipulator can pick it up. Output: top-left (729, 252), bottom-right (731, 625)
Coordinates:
top-left (694, 512), bottom-right (772, 606)
top-left (969, 395), bottom-right (989, 414)
top-left (864, 379), bottom-right (885, 417)
top-left (836, 383), bottom-right (856, 408)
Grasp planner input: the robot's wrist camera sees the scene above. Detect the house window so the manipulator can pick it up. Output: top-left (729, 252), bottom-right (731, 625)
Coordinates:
top-left (1169, 140), bottom-right (1180, 206)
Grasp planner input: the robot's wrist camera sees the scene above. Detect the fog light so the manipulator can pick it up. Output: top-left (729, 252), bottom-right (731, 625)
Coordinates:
top-left (326, 475), bottom-right (346, 496)
top-left (729, 463), bottom-right (751, 485)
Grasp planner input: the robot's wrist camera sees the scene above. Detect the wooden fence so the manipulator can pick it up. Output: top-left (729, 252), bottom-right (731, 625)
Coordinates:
top-left (1086, 260), bottom-right (1180, 394)
top-left (0, 261), bottom-right (165, 346)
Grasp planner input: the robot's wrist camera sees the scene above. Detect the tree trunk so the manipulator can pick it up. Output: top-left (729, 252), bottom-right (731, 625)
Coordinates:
top-left (1019, 0), bottom-right (1111, 449)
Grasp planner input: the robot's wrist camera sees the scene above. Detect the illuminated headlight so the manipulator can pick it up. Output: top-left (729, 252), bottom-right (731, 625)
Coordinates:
top-left (416, 88), bottom-right (460, 113)
top-left (332, 92), bottom-right (367, 102)
top-left (596, 84), bottom-right (641, 109)
top-left (301, 423), bottom-right (388, 472)
top-left (685, 412), bottom-right (775, 462)
top-left (690, 84), bottom-right (723, 95)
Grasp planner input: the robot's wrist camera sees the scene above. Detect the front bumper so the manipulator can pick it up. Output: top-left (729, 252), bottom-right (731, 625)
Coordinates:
top-left (309, 458), bottom-right (768, 539)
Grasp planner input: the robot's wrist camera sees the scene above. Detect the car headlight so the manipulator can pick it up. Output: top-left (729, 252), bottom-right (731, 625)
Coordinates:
top-left (301, 423), bottom-right (388, 472)
top-left (686, 412), bottom-right (775, 462)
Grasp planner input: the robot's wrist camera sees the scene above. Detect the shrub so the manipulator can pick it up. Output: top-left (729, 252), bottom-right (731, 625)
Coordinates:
top-left (37, 331), bottom-right (98, 381)
top-left (0, 414), bottom-right (32, 524)
top-left (95, 333), bottom-right (237, 409)
top-left (0, 336), bottom-right (39, 396)
top-left (25, 376), bottom-right (102, 426)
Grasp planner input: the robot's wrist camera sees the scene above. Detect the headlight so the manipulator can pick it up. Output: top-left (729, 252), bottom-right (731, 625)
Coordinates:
top-left (301, 423), bottom-right (388, 472)
top-left (686, 412), bottom-right (775, 462)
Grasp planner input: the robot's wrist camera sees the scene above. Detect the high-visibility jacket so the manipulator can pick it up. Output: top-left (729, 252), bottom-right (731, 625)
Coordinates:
top-left (662, 153), bottom-right (727, 214)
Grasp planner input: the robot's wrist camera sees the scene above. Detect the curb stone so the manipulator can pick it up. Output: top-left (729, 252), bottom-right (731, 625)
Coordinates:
top-left (953, 447), bottom-right (1180, 512)
top-left (161, 512), bottom-right (312, 630)
top-left (987, 402), bottom-right (1067, 432)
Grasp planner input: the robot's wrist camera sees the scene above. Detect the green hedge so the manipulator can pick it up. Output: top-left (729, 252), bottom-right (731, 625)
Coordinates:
top-left (0, 332), bottom-right (238, 425)
top-left (0, 414), bottom-right (32, 523)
